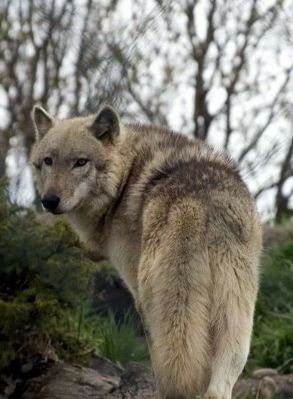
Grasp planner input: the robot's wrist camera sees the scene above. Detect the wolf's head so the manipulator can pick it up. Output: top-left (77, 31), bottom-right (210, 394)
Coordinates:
top-left (31, 105), bottom-right (122, 215)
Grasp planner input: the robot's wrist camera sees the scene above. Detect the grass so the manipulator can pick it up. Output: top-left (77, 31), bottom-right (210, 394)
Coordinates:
top-left (90, 311), bottom-right (149, 365)
top-left (54, 307), bottom-right (149, 366)
top-left (246, 232), bottom-right (293, 374)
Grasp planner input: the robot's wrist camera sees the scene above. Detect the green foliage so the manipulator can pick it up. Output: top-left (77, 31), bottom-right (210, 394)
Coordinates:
top-left (96, 311), bottom-right (149, 364)
top-left (247, 234), bottom-right (293, 373)
top-left (0, 181), bottom-right (96, 369)
top-left (46, 308), bottom-right (103, 363)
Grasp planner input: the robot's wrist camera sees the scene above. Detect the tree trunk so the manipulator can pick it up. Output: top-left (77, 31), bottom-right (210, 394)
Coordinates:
top-left (0, 132), bottom-right (9, 179)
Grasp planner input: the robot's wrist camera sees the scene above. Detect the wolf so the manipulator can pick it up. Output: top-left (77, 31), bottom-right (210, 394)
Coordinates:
top-left (30, 105), bottom-right (262, 399)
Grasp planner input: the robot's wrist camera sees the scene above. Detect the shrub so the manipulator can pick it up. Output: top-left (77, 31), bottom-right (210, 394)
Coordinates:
top-left (247, 233), bottom-right (293, 373)
top-left (0, 181), bottom-right (96, 369)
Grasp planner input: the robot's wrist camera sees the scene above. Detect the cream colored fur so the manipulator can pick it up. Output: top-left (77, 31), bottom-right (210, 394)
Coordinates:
top-left (31, 105), bottom-right (262, 399)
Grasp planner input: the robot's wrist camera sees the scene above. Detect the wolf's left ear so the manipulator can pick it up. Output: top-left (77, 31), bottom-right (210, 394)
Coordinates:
top-left (31, 105), bottom-right (55, 141)
top-left (91, 106), bottom-right (120, 141)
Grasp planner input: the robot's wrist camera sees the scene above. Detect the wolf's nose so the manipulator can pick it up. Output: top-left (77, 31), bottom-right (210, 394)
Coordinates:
top-left (41, 194), bottom-right (60, 211)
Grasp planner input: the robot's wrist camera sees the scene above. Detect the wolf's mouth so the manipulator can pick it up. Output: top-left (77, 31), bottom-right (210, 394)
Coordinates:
top-left (50, 209), bottom-right (64, 215)
top-left (43, 206), bottom-right (64, 215)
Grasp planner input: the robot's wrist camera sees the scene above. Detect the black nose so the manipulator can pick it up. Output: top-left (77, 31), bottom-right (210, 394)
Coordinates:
top-left (41, 194), bottom-right (60, 211)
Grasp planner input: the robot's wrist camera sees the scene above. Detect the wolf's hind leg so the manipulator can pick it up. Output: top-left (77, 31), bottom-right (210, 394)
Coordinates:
top-left (205, 246), bottom-right (259, 399)
top-left (138, 198), bottom-right (212, 399)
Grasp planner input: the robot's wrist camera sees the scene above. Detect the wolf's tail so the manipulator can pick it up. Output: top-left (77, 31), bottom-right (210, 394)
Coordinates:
top-left (144, 205), bottom-right (211, 399)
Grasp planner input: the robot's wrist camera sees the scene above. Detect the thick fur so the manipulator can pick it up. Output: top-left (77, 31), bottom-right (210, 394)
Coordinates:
top-left (31, 106), bottom-right (262, 399)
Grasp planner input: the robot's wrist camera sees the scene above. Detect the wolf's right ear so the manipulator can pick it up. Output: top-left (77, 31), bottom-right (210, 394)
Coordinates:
top-left (91, 105), bottom-right (120, 141)
top-left (31, 105), bottom-right (55, 141)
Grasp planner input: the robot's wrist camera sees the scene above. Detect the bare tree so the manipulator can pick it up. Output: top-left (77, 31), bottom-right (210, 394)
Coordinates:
top-left (96, 0), bottom-right (293, 221)
top-left (0, 0), bottom-right (292, 220)
top-left (0, 1), bottom-right (73, 175)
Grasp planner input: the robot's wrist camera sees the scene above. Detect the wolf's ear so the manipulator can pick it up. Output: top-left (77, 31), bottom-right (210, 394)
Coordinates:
top-left (31, 105), bottom-right (55, 140)
top-left (91, 106), bottom-right (120, 141)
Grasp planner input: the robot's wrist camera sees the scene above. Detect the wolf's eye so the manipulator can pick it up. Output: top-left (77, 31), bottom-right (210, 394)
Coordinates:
top-left (74, 159), bottom-right (89, 168)
top-left (44, 157), bottom-right (53, 166)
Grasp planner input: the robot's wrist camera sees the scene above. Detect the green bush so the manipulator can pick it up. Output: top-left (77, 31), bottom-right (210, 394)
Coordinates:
top-left (247, 233), bottom-right (293, 373)
top-left (0, 181), bottom-right (96, 369)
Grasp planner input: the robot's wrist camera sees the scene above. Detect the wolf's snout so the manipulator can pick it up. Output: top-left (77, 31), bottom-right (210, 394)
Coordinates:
top-left (41, 194), bottom-right (60, 211)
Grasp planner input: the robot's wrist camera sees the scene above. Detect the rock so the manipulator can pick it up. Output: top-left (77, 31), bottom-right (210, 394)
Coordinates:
top-left (11, 359), bottom-right (157, 399)
top-left (253, 368), bottom-right (279, 379)
top-left (0, 375), bottom-right (21, 399)
top-left (260, 376), bottom-right (278, 398)
top-left (5, 357), bottom-right (293, 399)
top-left (88, 353), bottom-right (123, 377)
top-left (20, 363), bottom-right (121, 399)
top-left (233, 373), bottom-right (293, 399)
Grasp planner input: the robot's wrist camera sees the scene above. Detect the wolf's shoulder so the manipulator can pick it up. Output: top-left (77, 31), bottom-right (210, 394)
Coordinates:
top-left (121, 123), bottom-right (244, 203)
top-left (112, 123), bottom-right (251, 233)
top-left (125, 122), bottom-right (239, 181)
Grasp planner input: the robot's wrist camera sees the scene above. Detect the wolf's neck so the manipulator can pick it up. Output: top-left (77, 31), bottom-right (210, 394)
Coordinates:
top-left (66, 204), bottom-right (108, 259)
top-left (65, 134), bottom-right (137, 258)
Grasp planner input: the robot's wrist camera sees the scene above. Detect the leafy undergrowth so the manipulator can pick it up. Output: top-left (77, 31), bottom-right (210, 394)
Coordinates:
top-left (246, 232), bottom-right (293, 374)
top-left (50, 307), bottom-right (149, 365)
top-left (0, 181), bottom-right (95, 370)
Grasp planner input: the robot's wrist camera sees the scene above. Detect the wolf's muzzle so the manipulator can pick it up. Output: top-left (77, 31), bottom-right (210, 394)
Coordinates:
top-left (41, 194), bottom-right (60, 211)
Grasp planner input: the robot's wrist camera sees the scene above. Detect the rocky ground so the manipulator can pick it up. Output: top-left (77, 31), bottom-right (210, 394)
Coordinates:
top-left (1, 354), bottom-right (293, 399)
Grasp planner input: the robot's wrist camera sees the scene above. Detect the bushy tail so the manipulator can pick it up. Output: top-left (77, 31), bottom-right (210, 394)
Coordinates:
top-left (147, 236), bottom-right (212, 399)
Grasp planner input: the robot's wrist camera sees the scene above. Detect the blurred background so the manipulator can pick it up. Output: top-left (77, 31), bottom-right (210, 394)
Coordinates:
top-left (0, 1), bottom-right (293, 398)
top-left (0, 0), bottom-right (293, 220)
